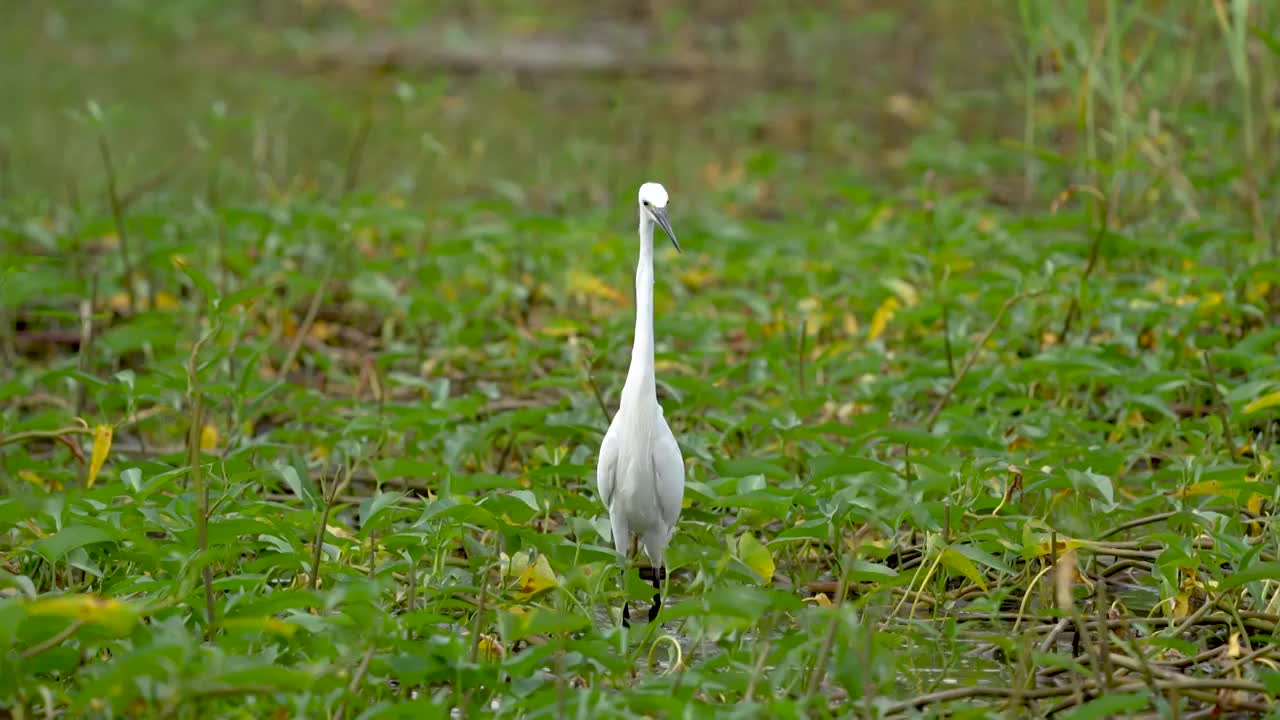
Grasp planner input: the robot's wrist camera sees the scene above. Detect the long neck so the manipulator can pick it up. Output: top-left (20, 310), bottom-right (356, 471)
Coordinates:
top-left (622, 211), bottom-right (656, 402)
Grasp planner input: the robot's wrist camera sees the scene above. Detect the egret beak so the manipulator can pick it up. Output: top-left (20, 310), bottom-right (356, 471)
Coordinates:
top-left (650, 207), bottom-right (681, 253)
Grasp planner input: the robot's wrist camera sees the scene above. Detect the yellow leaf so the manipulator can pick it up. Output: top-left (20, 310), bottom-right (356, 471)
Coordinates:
top-left (885, 93), bottom-right (925, 126)
top-left (1228, 631), bottom-right (1243, 659)
top-left (1171, 570), bottom-right (1202, 620)
top-left (940, 548), bottom-right (987, 592)
top-left (87, 425), bottom-right (113, 488)
top-left (868, 297), bottom-right (899, 341)
top-left (1168, 480), bottom-right (1226, 498)
top-left (325, 524), bottom-right (355, 541)
top-left (842, 312), bottom-right (859, 335)
top-left (654, 359), bottom-right (697, 375)
top-left (805, 593), bottom-right (832, 607)
top-left (514, 553), bottom-right (559, 597)
top-left (536, 324), bottom-right (579, 338)
top-left (200, 424), bottom-right (218, 451)
top-left (1030, 536), bottom-right (1085, 557)
top-left (282, 311), bottom-right (298, 339)
top-left (477, 633), bottom-right (505, 661)
top-left (1171, 590), bottom-right (1190, 620)
top-left (1246, 474), bottom-right (1266, 537)
top-left (1166, 480), bottom-right (1264, 511)
top-left (679, 266), bottom-right (718, 290)
top-left (882, 278), bottom-right (920, 307)
top-left (567, 270), bottom-right (626, 305)
top-left (106, 293), bottom-right (131, 313)
top-left (1243, 391), bottom-right (1280, 415)
top-left (26, 593), bottom-right (139, 635)
top-left (1197, 291), bottom-right (1224, 311)
top-left (310, 321), bottom-right (336, 341)
top-left (797, 297), bottom-right (828, 335)
top-left (19, 470), bottom-right (49, 488)
top-left (153, 291), bottom-right (180, 311)
top-left (868, 205), bottom-right (894, 231)
top-left (1109, 409), bottom-right (1147, 442)
top-left (221, 617), bottom-right (298, 638)
top-left (1053, 548), bottom-right (1076, 611)
top-left (737, 532), bottom-right (775, 586)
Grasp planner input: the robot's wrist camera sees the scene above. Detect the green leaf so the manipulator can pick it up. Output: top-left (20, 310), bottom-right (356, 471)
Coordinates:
top-left (940, 548), bottom-right (987, 591)
top-left (216, 286), bottom-right (269, 314)
top-left (31, 525), bottom-right (117, 563)
top-left (201, 667), bottom-right (319, 693)
top-left (737, 532), bottom-right (776, 585)
top-left (846, 559), bottom-right (898, 582)
top-left (1217, 562), bottom-right (1280, 592)
top-left (501, 608), bottom-right (590, 643)
top-left (1250, 23), bottom-right (1280, 57)
top-left (360, 491), bottom-right (405, 533)
top-left (1058, 691), bottom-right (1149, 720)
top-left (808, 454), bottom-right (898, 481)
top-left (1260, 669), bottom-right (1280, 696)
top-left (120, 467), bottom-right (142, 492)
top-left (174, 257), bottom-right (217, 303)
top-left (948, 543), bottom-right (1013, 575)
top-left (1067, 468), bottom-right (1115, 509)
top-left (714, 457), bottom-right (791, 480)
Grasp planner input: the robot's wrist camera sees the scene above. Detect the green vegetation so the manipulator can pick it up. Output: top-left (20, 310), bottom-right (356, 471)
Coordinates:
top-left (4, 1), bottom-right (1280, 716)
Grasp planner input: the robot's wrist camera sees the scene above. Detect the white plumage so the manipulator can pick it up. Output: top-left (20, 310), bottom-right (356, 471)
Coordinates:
top-left (596, 181), bottom-right (685, 626)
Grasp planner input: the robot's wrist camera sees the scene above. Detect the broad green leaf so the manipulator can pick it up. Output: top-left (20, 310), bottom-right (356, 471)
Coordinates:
top-left (940, 548), bottom-right (987, 591)
top-left (846, 559), bottom-right (898, 582)
top-left (948, 543), bottom-right (1013, 575)
top-left (360, 490), bottom-right (405, 533)
top-left (808, 454), bottom-right (898, 481)
top-left (174, 256), bottom-right (217, 302)
top-left (1217, 562), bottom-right (1280, 592)
top-left (737, 532), bottom-right (775, 586)
top-left (217, 285), bottom-right (268, 313)
top-left (1260, 669), bottom-right (1280, 696)
top-left (501, 607), bottom-right (590, 642)
top-left (32, 525), bottom-right (117, 562)
top-left (1058, 692), bottom-right (1150, 720)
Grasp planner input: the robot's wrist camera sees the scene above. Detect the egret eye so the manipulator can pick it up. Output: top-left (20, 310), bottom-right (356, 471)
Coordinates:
top-left (642, 200), bottom-right (649, 206)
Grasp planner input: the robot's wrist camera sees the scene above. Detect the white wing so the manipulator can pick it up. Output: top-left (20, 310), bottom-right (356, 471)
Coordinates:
top-left (652, 405), bottom-right (685, 534)
top-left (596, 418), bottom-right (621, 510)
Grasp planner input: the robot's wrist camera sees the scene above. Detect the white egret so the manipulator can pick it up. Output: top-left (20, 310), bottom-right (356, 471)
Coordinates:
top-left (596, 181), bottom-right (685, 627)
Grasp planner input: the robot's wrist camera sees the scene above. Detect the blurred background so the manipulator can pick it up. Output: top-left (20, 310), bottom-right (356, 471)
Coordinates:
top-left (9, 0), bottom-right (1268, 221)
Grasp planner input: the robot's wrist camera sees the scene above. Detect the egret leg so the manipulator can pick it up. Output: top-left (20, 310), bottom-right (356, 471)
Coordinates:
top-left (647, 565), bottom-right (663, 623)
top-left (611, 516), bottom-right (632, 628)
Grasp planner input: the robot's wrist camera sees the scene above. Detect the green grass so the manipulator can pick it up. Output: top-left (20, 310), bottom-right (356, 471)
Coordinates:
top-left (4, 1), bottom-right (1280, 717)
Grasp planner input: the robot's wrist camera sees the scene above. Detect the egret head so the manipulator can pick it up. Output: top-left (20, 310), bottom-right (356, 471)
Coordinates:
top-left (638, 182), bottom-right (680, 253)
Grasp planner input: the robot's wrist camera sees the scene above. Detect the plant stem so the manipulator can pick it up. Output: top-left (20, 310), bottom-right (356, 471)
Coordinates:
top-left (926, 291), bottom-right (1038, 431)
